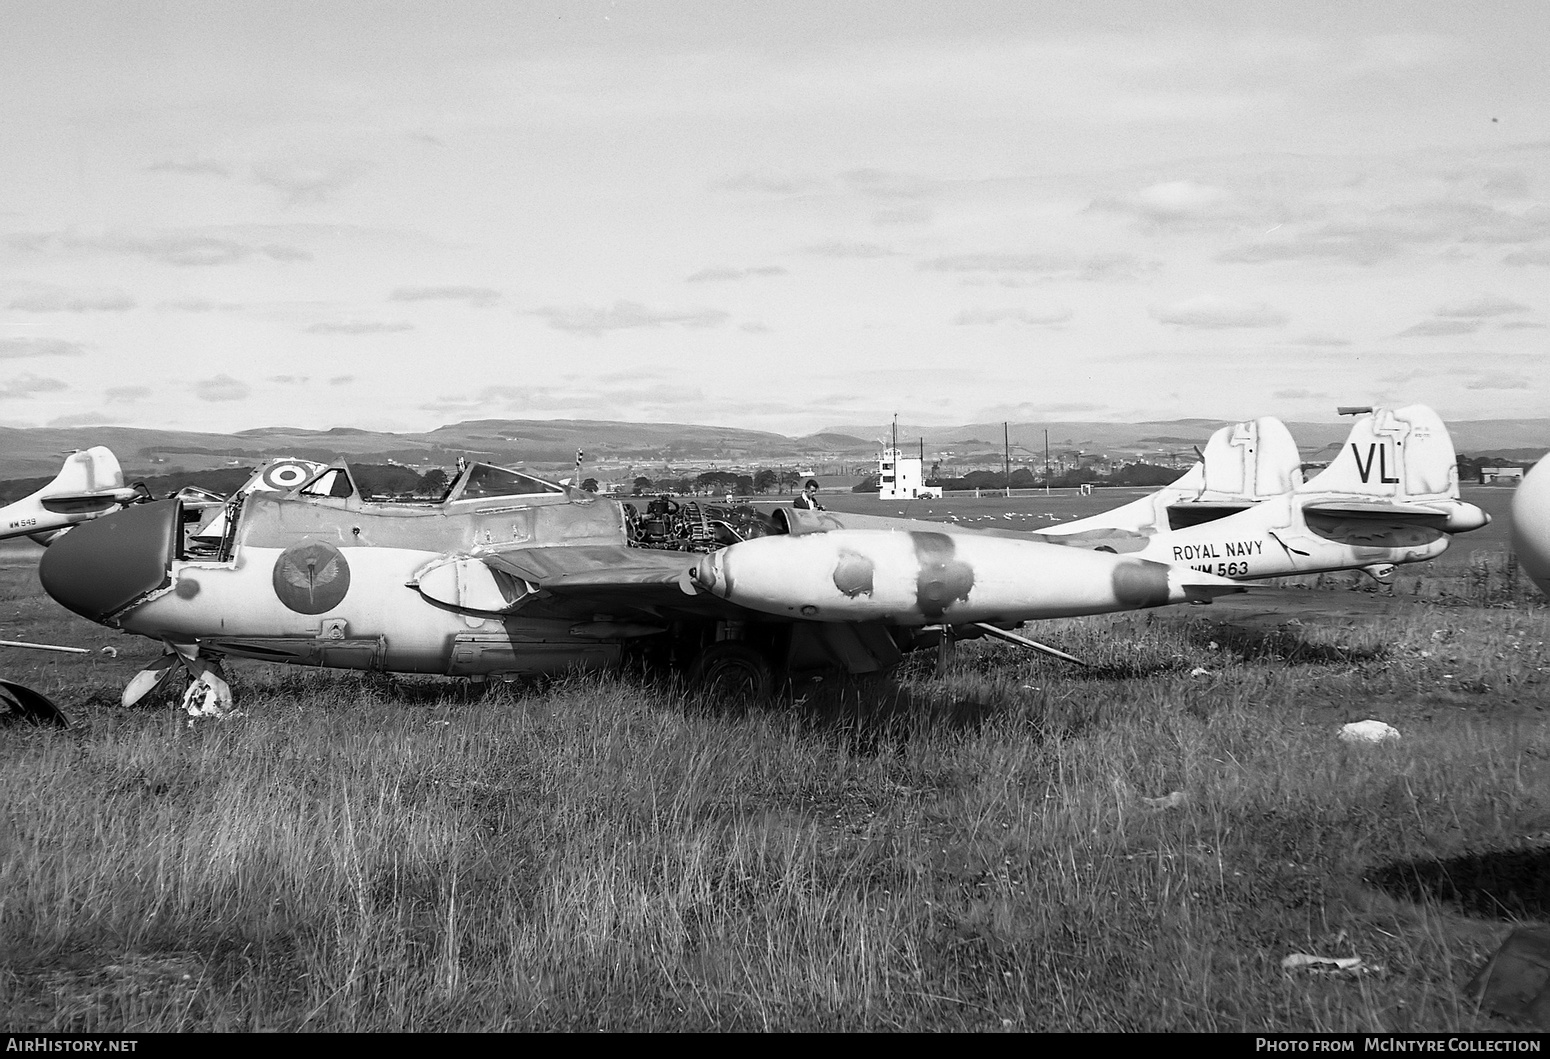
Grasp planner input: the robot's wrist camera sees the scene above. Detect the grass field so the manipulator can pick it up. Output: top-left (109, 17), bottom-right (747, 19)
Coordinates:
top-left (1, 487), bottom-right (1546, 1031)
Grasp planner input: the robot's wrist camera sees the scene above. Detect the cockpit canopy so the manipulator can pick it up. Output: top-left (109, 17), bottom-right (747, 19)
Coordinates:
top-left (450, 463), bottom-right (565, 500)
top-left (292, 460), bottom-right (566, 505)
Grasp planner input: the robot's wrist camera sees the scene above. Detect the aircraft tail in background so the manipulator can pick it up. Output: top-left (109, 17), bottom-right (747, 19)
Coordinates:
top-left (1297, 404), bottom-right (1489, 534)
top-left (0, 447), bottom-right (142, 545)
top-left (1041, 415), bottom-right (1304, 541)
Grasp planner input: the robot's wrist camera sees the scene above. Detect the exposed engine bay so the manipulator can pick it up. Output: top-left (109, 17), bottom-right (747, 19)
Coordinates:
top-left (624, 495), bottom-right (781, 552)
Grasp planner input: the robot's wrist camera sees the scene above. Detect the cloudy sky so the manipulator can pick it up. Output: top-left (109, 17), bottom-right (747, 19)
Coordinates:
top-left (1, 0), bottom-right (1546, 436)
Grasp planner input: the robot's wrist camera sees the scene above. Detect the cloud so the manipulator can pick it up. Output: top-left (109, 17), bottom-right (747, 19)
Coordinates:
top-left (953, 307), bottom-right (1073, 326)
top-left (48, 411), bottom-right (122, 427)
top-left (1435, 296), bottom-right (1531, 318)
top-left (328, 375), bottom-right (354, 385)
top-left (739, 321), bottom-right (772, 333)
top-left (873, 207), bottom-right (932, 226)
top-left (1090, 180), bottom-right (1240, 230)
top-left (973, 401), bottom-right (1110, 420)
top-left (1291, 333), bottom-right (1352, 347)
top-left (1395, 319), bottom-right (1481, 337)
top-left (920, 252), bottom-right (1149, 281)
top-left (157, 298), bottom-right (245, 312)
top-left (305, 321), bottom-right (415, 334)
top-left (1218, 233), bottom-right (1400, 267)
top-left (105, 385), bottom-right (151, 403)
top-left (1504, 249), bottom-right (1550, 267)
top-left (799, 241), bottom-right (898, 258)
top-left (1150, 295), bottom-right (1288, 329)
top-left (685, 266), bottom-right (788, 282)
top-left (841, 168), bottom-right (941, 200)
top-left (194, 375), bottom-right (250, 402)
top-left (1272, 388), bottom-right (1331, 400)
top-left (420, 380), bottom-right (712, 418)
top-left (146, 159), bottom-right (231, 178)
top-left (1462, 372), bottom-right (1530, 390)
top-left (252, 161), bottom-right (365, 205)
top-left (388, 286), bottom-right (502, 306)
top-left (530, 301), bottom-right (730, 336)
top-left (7, 288), bottom-right (135, 312)
top-left (1224, 200), bottom-right (1550, 266)
top-left (710, 171), bottom-right (827, 195)
top-left (269, 375), bottom-right (309, 384)
top-left (0, 374), bottom-right (67, 400)
top-left (1500, 321), bottom-right (1546, 330)
top-left (9, 230), bottom-right (312, 266)
top-left (0, 338), bottom-right (88, 359)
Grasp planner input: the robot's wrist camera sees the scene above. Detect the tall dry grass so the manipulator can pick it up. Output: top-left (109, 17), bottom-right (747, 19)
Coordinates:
top-left (2, 583), bottom-right (1547, 1030)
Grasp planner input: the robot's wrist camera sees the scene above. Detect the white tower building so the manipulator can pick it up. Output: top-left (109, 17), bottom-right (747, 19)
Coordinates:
top-left (877, 446), bottom-right (942, 500)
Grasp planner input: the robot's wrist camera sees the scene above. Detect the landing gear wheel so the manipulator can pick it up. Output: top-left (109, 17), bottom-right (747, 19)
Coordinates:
top-left (688, 643), bottom-right (773, 705)
top-left (0, 679), bottom-right (70, 728)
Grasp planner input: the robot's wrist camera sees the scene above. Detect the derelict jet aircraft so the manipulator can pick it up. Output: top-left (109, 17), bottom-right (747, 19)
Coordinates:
top-left (38, 459), bottom-right (1241, 715)
top-left (0, 446), bottom-right (139, 726)
top-left (779, 405), bottom-right (1489, 585)
top-left (0, 446), bottom-right (142, 546)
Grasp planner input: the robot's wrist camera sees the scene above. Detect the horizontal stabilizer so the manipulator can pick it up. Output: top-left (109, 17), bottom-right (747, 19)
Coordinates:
top-left (1164, 501), bottom-right (1254, 530)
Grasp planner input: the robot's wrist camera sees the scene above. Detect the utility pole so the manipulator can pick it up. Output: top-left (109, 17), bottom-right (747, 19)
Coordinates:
top-left (1003, 421), bottom-right (1011, 498)
top-left (1045, 428), bottom-right (1050, 495)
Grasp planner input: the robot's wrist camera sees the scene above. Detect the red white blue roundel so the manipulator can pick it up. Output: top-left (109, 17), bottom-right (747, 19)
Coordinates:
top-left (259, 459), bottom-right (321, 492)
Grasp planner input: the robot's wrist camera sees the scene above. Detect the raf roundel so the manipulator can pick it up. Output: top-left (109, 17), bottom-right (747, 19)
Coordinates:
top-left (261, 460), bottom-right (316, 492)
top-left (272, 539), bottom-right (351, 614)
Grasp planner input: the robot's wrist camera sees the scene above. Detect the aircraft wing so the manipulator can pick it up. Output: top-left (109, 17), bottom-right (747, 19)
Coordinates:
top-left (416, 545), bottom-right (747, 622)
top-left (1163, 501), bottom-right (1254, 530)
top-left (1299, 500), bottom-right (1454, 527)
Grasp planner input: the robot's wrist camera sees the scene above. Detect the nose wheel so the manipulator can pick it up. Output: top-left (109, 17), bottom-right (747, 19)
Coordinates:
top-left (124, 645), bottom-right (234, 718)
top-left (688, 642), bottom-right (773, 703)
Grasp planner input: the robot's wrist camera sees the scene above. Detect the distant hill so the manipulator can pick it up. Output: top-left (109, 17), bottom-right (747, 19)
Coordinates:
top-left (0, 414), bottom-right (1540, 482)
top-left (827, 417), bottom-right (1549, 460)
top-left (0, 418), bottom-right (881, 480)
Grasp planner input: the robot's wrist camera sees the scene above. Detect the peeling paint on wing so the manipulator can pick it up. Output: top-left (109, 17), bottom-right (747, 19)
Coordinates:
top-left (911, 531), bottom-right (974, 620)
top-left (833, 549), bottom-right (875, 598)
top-left (1111, 559), bottom-right (1171, 609)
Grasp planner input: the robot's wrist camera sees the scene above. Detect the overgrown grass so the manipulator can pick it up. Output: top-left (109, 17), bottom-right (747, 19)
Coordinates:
top-left (3, 581), bottom-right (1547, 1031)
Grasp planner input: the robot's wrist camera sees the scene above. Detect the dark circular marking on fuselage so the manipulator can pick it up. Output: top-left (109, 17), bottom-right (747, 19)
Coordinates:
top-left (174, 578), bottom-right (200, 600)
top-left (1111, 559), bottom-right (1171, 609)
top-left (272, 539), bottom-right (351, 614)
top-left (261, 460), bottom-right (314, 491)
top-left (833, 549), bottom-right (875, 598)
top-left (911, 531), bottom-right (974, 620)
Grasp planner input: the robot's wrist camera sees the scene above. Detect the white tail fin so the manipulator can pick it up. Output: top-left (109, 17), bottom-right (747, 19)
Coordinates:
top-left (1045, 416), bottom-right (1303, 538)
top-left (1196, 416), bottom-right (1303, 499)
top-left (0, 446), bottom-right (137, 544)
top-left (1298, 405), bottom-right (1461, 501)
top-left (45, 446), bottom-right (127, 496)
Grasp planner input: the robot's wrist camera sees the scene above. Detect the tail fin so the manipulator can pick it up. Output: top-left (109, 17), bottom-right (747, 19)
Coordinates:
top-left (42, 446), bottom-right (127, 498)
top-left (1298, 405), bottom-right (1461, 501)
top-left (1044, 416), bottom-right (1303, 539)
top-left (1195, 416), bottom-right (1303, 499)
top-left (189, 456), bottom-right (329, 543)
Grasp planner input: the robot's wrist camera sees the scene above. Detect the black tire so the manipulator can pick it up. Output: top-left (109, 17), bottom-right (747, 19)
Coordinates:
top-left (0, 679), bottom-right (70, 728)
top-left (688, 642), bottom-right (773, 704)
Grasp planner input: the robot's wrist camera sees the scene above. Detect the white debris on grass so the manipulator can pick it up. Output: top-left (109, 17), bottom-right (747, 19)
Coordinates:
top-left (1281, 953), bottom-right (1370, 974)
top-left (1143, 791), bottom-right (1189, 810)
top-left (1340, 720), bottom-right (1399, 744)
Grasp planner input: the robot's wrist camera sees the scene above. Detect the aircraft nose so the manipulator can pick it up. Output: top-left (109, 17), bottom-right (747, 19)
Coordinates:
top-left (38, 500), bottom-right (182, 623)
